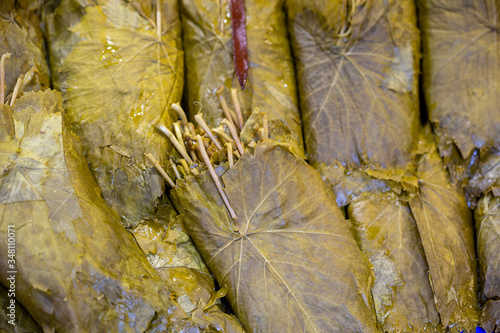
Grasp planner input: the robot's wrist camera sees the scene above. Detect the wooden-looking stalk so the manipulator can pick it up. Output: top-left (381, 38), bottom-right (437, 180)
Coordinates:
top-left (154, 121), bottom-right (193, 163)
top-left (231, 88), bottom-right (244, 129)
top-left (216, 85), bottom-right (239, 130)
top-left (172, 103), bottom-right (188, 127)
top-left (194, 113), bottom-right (222, 149)
top-left (222, 118), bottom-right (244, 155)
top-left (0, 53), bottom-right (11, 105)
top-left (196, 135), bottom-right (237, 219)
top-left (145, 153), bottom-right (175, 188)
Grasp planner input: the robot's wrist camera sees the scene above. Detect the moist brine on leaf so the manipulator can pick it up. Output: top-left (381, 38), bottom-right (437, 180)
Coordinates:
top-left (181, 0), bottom-right (304, 157)
top-left (348, 192), bottom-right (443, 332)
top-left (419, 0), bottom-right (500, 202)
top-left (171, 141), bottom-right (378, 332)
top-left (475, 194), bottom-right (500, 332)
top-left (409, 138), bottom-right (480, 331)
top-left (44, 0), bottom-right (184, 226)
top-left (130, 199), bottom-right (245, 333)
top-left (0, 90), bottom-right (202, 332)
top-left (287, 0), bottom-right (420, 172)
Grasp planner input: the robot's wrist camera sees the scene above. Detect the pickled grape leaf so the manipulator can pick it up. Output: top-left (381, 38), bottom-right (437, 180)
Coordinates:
top-left (286, 0), bottom-right (420, 171)
top-left (44, 0), bottom-right (183, 226)
top-left (419, 0), bottom-right (500, 165)
top-left (171, 141), bottom-right (378, 332)
top-left (0, 0), bottom-right (50, 97)
top-left (130, 200), bottom-right (245, 332)
top-left (475, 194), bottom-right (500, 332)
top-left (409, 139), bottom-right (480, 331)
top-left (0, 284), bottom-right (41, 332)
top-left (181, 0), bottom-right (304, 157)
top-left (348, 192), bottom-right (442, 332)
top-left (0, 90), bottom-right (201, 332)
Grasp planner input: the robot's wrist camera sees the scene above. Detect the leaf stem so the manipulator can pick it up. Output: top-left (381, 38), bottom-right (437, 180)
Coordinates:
top-left (262, 113), bottom-right (268, 140)
top-left (179, 159), bottom-right (194, 176)
top-left (216, 85), bottom-right (240, 130)
top-left (154, 121), bottom-right (193, 163)
top-left (173, 121), bottom-right (187, 154)
top-left (226, 143), bottom-right (234, 167)
top-left (230, 88), bottom-right (244, 129)
top-left (10, 75), bottom-right (24, 106)
top-left (212, 127), bottom-right (233, 143)
top-left (170, 158), bottom-right (182, 180)
top-left (194, 113), bottom-right (222, 149)
top-left (156, 0), bottom-right (162, 40)
top-left (222, 118), bottom-right (244, 155)
top-left (172, 103), bottom-right (188, 127)
top-left (196, 135), bottom-right (237, 219)
top-left (145, 153), bottom-right (175, 187)
top-left (0, 53), bottom-right (11, 105)
top-left (18, 67), bottom-right (39, 97)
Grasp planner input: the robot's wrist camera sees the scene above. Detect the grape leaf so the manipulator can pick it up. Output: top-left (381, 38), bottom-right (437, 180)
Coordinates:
top-left (409, 140), bottom-right (480, 331)
top-left (0, 0), bottom-right (50, 97)
top-left (171, 141), bottom-right (378, 332)
top-left (348, 192), bottom-right (443, 332)
top-left (0, 90), bottom-right (202, 332)
top-left (130, 199), bottom-right (245, 332)
top-left (44, 0), bottom-right (183, 227)
top-left (419, 0), bottom-right (500, 159)
top-left (475, 193), bottom-right (500, 332)
top-left (181, 0), bottom-right (305, 157)
top-left (0, 283), bottom-right (41, 332)
top-left (286, 0), bottom-right (420, 171)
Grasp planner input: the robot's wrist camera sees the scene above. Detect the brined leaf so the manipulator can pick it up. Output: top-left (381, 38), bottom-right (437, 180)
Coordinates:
top-left (44, 0), bottom-right (183, 226)
top-left (348, 192), bottom-right (442, 332)
top-left (171, 141), bottom-right (378, 332)
top-left (181, 0), bottom-right (304, 157)
top-left (287, 0), bottom-right (420, 171)
top-left (409, 140), bottom-right (480, 331)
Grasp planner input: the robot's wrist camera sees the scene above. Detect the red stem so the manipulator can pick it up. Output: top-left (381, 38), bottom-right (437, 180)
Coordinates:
top-left (230, 0), bottom-right (248, 90)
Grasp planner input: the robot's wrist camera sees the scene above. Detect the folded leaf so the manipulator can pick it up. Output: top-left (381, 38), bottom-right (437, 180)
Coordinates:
top-left (287, 0), bottom-right (420, 172)
top-left (348, 192), bottom-right (442, 332)
top-left (0, 90), bottom-right (201, 332)
top-left (419, 0), bottom-right (500, 199)
top-left (44, 0), bottom-right (183, 226)
top-left (130, 199), bottom-right (245, 332)
top-left (409, 140), bottom-right (480, 331)
top-left (181, 0), bottom-right (304, 157)
top-left (0, 283), bottom-right (41, 332)
top-left (0, 0), bottom-right (50, 97)
top-left (475, 193), bottom-right (500, 332)
top-left (171, 141), bottom-right (378, 332)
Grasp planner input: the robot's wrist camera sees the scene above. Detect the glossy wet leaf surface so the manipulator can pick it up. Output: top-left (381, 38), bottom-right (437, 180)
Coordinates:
top-left (287, 0), bottom-right (420, 171)
top-left (181, 0), bottom-right (304, 157)
top-left (44, 0), bottom-right (183, 226)
top-left (172, 141), bottom-right (378, 332)
top-left (0, 90), bottom-right (201, 332)
top-left (348, 192), bottom-right (442, 332)
top-left (409, 139), bottom-right (480, 331)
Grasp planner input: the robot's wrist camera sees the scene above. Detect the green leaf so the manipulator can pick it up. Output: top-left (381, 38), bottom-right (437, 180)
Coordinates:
top-left (409, 140), bottom-right (480, 331)
top-left (171, 141), bottom-right (378, 332)
top-left (475, 193), bottom-right (500, 332)
top-left (348, 192), bottom-right (443, 332)
top-left (0, 90), bottom-right (200, 332)
top-left (44, 0), bottom-right (184, 227)
top-left (181, 0), bottom-right (305, 157)
top-left (287, 0), bottom-right (420, 171)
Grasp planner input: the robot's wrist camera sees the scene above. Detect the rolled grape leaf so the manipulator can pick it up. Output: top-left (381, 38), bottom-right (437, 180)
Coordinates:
top-left (419, 0), bottom-right (500, 203)
top-left (409, 138), bottom-right (480, 331)
top-left (286, 0), bottom-right (420, 173)
top-left (0, 0), bottom-right (50, 98)
top-left (171, 141), bottom-right (378, 332)
top-left (0, 284), bottom-right (41, 333)
top-left (130, 199), bottom-right (245, 332)
top-left (348, 192), bottom-right (443, 332)
top-left (475, 194), bottom-right (500, 332)
top-left (0, 90), bottom-right (202, 332)
top-left (181, 0), bottom-right (304, 157)
top-left (44, 0), bottom-right (183, 226)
